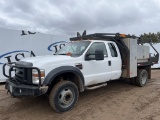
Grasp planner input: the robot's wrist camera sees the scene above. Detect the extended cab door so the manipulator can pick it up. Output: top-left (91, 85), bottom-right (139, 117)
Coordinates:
top-left (82, 42), bottom-right (112, 86)
top-left (107, 42), bottom-right (122, 80)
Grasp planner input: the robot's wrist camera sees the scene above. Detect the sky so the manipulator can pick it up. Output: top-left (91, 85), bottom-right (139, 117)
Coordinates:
top-left (0, 0), bottom-right (160, 37)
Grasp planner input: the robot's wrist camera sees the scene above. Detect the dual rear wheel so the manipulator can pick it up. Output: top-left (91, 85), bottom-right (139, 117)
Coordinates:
top-left (130, 69), bottom-right (148, 87)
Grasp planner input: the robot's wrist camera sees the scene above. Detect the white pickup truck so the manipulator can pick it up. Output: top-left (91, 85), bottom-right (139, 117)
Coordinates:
top-left (3, 32), bottom-right (159, 113)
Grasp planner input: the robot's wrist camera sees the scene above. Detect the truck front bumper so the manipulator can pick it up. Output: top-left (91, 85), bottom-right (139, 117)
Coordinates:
top-left (5, 79), bottom-right (48, 97)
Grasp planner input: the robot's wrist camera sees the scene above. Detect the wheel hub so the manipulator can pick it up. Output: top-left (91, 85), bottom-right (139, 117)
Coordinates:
top-left (141, 72), bottom-right (147, 85)
top-left (59, 88), bottom-right (74, 108)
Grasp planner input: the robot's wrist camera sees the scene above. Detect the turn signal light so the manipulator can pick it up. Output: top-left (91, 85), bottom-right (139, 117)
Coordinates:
top-left (32, 70), bottom-right (45, 77)
top-left (66, 52), bottom-right (72, 56)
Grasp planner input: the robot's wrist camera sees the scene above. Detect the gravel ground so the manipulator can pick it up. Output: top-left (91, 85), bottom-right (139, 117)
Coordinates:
top-left (0, 70), bottom-right (160, 120)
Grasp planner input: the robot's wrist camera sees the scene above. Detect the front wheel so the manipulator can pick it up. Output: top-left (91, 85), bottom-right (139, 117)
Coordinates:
top-left (136, 69), bottom-right (148, 87)
top-left (49, 81), bottom-right (79, 113)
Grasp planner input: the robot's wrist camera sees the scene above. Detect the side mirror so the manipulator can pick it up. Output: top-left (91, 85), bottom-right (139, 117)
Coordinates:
top-left (95, 49), bottom-right (104, 60)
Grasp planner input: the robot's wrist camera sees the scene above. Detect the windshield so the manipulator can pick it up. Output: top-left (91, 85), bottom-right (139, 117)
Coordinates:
top-left (55, 41), bottom-right (91, 57)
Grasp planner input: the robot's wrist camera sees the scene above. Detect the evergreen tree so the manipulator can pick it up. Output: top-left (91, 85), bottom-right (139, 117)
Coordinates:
top-left (140, 32), bottom-right (160, 43)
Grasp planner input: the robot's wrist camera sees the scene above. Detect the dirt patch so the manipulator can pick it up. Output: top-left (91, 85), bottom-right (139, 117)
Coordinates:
top-left (0, 70), bottom-right (160, 120)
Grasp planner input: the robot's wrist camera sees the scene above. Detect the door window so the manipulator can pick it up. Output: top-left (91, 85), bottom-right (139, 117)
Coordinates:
top-left (108, 43), bottom-right (118, 57)
top-left (86, 42), bottom-right (108, 59)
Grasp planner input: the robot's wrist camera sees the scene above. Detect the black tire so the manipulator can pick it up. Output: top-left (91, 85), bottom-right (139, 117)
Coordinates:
top-left (136, 69), bottom-right (148, 87)
top-left (49, 81), bottom-right (79, 113)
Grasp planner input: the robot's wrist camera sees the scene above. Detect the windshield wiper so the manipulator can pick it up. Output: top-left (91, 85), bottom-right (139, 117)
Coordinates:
top-left (54, 53), bottom-right (67, 55)
top-left (54, 53), bottom-right (82, 56)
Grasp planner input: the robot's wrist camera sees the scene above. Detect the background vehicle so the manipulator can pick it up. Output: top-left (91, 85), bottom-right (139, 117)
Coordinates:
top-left (3, 31), bottom-right (159, 113)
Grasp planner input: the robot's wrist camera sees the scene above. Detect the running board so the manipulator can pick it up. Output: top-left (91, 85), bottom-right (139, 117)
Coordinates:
top-left (86, 83), bottom-right (107, 90)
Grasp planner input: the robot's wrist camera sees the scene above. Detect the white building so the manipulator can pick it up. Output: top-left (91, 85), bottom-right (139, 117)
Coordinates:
top-left (0, 28), bottom-right (68, 82)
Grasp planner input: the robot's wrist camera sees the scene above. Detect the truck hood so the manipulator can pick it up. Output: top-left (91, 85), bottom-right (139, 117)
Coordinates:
top-left (21, 55), bottom-right (76, 68)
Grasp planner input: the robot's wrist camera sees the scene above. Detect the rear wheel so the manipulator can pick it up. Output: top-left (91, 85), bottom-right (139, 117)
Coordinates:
top-left (136, 69), bottom-right (148, 87)
top-left (49, 81), bottom-right (79, 113)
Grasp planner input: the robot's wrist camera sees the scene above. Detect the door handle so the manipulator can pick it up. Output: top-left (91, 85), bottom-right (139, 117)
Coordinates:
top-left (108, 61), bottom-right (111, 66)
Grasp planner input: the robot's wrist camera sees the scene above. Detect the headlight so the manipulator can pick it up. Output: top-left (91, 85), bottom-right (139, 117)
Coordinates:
top-left (32, 69), bottom-right (45, 85)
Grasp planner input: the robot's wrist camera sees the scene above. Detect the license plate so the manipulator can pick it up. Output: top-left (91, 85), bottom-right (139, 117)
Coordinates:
top-left (9, 85), bottom-right (13, 93)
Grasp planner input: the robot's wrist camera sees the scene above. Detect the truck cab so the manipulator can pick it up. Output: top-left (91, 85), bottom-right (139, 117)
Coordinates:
top-left (80, 40), bottom-right (121, 86)
top-left (3, 32), bottom-right (159, 113)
